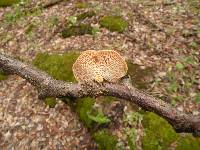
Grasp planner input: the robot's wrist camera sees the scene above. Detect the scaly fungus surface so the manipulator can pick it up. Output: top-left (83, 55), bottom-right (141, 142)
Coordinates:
top-left (72, 50), bottom-right (128, 83)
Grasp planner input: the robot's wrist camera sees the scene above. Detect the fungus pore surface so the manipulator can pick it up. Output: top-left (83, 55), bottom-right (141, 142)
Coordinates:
top-left (72, 50), bottom-right (128, 83)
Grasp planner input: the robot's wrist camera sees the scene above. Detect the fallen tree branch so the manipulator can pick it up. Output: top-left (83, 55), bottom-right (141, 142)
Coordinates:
top-left (0, 52), bottom-right (200, 136)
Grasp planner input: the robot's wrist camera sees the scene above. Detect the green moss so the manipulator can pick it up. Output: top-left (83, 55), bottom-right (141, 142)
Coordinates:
top-left (93, 129), bottom-right (117, 150)
top-left (67, 96), bottom-right (111, 128)
top-left (44, 98), bottom-right (57, 108)
top-left (87, 109), bottom-right (110, 124)
top-left (61, 24), bottom-right (93, 38)
top-left (32, 52), bottom-right (79, 82)
top-left (127, 61), bottom-right (153, 89)
top-left (0, 0), bottom-right (20, 6)
top-left (0, 70), bottom-right (9, 81)
top-left (62, 11), bottom-right (96, 38)
top-left (75, 2), bottom-right (90, 9)
top-left (176, 135), bottom-right (200, 150)
top-left (100, 16), bottom-right (128, 33)
top-left (75, 97), bottom-right (95, 128)
top-left (142, 112), bottom-right (179, 150)
top-left (141, 112), bottom-right (200, 150)
top-left (75, 97), bottom-right (110, 128)
top-left (77, 11), bottom-right (96, 21)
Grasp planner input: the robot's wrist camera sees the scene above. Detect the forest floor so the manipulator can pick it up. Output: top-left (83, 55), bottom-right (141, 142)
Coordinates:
top-left (0, 0), bottom-right (200, 149)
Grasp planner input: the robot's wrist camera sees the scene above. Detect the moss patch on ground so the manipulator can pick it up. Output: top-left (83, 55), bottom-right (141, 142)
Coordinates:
top-left (61, 24), bottom-right (93, 38)
top-left (93, 129), bottom-right (118, 150)
top-left (32, 52), bottom-right (79, 82)
top-left (44, 98), bottom-right (57, 108)
top-left (61, 10), bottom-right (97, 38)
top-left (141, 112), bottom-right (200, 150)
top-left (77, 11), bottom-right (96, 21)
top-left (142, 112), bottom-right (179, 150)
top-left (75, 97), bottom-right (111, 128)
top-left (75, 2), bottom-right (90, 9)
top-left (75, 97), bottom-right (95, 128)
top-left (0, 0), bottom-right (20, 6)
top-left (100, 15), bottom-right (128, 33)
top-left (0, 70), bottom-right (9, 81)
top-left (176, 135), bottom-right (200, 150)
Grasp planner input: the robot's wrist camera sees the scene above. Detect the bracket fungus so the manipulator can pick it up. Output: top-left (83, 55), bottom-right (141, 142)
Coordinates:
top-left (72, 50), bottom-right (128, 83)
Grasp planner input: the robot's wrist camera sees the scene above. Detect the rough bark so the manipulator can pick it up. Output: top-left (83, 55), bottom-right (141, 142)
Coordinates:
top-left (0, 52), bottom-right (200, 136)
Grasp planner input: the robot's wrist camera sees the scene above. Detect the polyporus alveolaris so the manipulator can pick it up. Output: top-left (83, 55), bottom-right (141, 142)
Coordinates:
top-left (72, 50), bottom-right (128, 83)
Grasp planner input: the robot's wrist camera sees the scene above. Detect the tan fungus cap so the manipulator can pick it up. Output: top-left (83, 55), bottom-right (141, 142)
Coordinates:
top-left (72, 50), bottom-right (128, 83)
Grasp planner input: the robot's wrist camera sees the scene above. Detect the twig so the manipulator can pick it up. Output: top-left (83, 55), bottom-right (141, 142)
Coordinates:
top-left (0, 52), bottom-right (200, 136)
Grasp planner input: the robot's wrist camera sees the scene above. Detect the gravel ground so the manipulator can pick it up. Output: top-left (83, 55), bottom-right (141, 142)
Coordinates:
top-left (0, 76), bottom-right (95, 149)
top-left (0, 0), bottom-right (199, 149)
